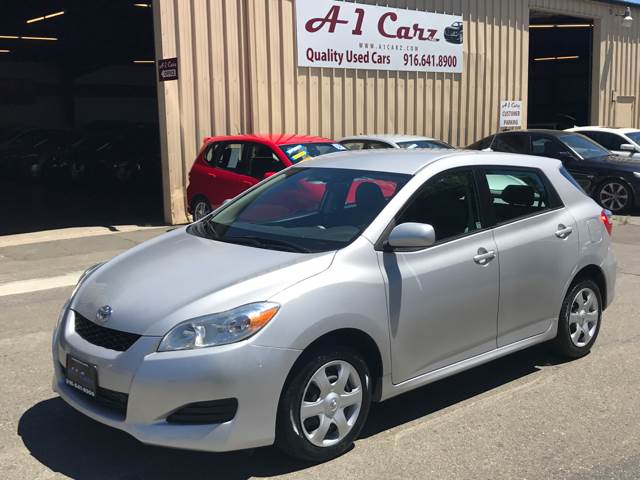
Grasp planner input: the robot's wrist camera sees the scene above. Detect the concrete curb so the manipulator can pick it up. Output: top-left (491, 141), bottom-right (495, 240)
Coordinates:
top-left (0, 224), bottom-right (172, 249)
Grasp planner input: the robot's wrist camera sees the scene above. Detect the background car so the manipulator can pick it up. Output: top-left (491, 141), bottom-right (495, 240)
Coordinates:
top-left (467, 129), bottom-right (640, 214)
top-left (339, 134), bottom-right (453, 151)
top-left (566, 126), bottom-right (640, 159)
top-left (444, 21), bottom-right (464, 44)
top-left (187, 134), bottom-right (345, 220)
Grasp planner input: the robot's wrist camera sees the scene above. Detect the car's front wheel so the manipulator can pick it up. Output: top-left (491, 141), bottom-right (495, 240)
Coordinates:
top-left (596, 180), bottom-right (633, 214)
top-left (276, 349), bottom-right (372, 462)
top-left (553, 279), bottom-right (602, 358)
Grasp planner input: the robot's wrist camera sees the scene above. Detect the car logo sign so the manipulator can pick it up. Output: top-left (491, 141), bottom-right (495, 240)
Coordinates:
top-left (96, 305), bottom-right (113, 323)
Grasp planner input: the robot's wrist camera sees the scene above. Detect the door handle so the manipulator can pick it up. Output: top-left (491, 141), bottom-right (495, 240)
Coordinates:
top-left (473, 248), bottom-right (496, 265)
top-left (555, 224), bottom-right (573, 239)
top-left (207, 172), bottom-right (217, 178)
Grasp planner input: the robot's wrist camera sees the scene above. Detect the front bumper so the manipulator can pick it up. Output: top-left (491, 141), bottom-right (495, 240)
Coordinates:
top-left (52, 308), bottom-right (301, 452)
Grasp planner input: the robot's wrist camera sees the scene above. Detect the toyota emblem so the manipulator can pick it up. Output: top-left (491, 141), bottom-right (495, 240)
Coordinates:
top-left (96, 305), bottom-right (113, 322)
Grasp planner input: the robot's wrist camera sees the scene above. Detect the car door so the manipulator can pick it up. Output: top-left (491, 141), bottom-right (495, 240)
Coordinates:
top-left (378, 168), bottom-right (499, 384)
top-left (530, 133), bottom-right (598, 193)
top-left (479, 167), bottom-right (580, 347)
top-left (210, 142), bottom-right (259, 204)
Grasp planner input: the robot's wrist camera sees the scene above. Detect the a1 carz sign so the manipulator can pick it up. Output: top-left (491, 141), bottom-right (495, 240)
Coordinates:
top-left (295, 0), bottom-right (463, 73)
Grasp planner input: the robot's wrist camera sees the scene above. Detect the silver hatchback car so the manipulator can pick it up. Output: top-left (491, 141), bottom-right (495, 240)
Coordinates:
top-left (52, 149), bottom-right (616, 462)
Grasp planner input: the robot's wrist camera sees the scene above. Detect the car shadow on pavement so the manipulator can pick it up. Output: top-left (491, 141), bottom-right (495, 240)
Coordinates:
top-left (18, 345), bottom-right (571, 479)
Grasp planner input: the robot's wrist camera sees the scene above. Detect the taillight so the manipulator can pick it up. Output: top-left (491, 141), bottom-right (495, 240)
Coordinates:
top-left (600, 209), bottom-right (613, 236)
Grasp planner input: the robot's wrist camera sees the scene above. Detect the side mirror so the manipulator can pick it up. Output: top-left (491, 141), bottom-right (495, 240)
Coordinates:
top-left (387, 223), bottom-right (436, 250)
top-left (620, 143), bottom-right (637, 153)
top-left (263, 171), bottom-right (277, 179)
top-left (555, 151), bottom-right (574, 163)
top-left (222, 198), bottom-right (232, 206)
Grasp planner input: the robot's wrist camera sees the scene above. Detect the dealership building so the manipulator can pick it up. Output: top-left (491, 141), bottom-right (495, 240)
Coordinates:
top-left (1, 0), bottom-right (639, 230)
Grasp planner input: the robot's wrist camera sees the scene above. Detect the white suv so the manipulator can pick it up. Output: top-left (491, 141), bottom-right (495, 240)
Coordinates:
top-left (567, 127), bottom-right (640, 159)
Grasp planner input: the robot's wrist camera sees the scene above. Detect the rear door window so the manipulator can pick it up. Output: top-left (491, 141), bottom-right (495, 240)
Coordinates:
top-left (216, 143), bottom-right (246, 172)
top-left (492, 134), bottom-right (530, 154)
top-left (482, 168), bottom-right (557, 224)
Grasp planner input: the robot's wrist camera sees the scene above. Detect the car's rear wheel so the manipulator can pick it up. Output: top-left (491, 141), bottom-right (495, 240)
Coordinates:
top-left (276, 349), bottom-right (372, 462)
top-left (553, 279), bottom-right (602, 358)
top-left (596, 180), bottom-right (632, 214)
top-left (191, 197), bottom-right (212, 221)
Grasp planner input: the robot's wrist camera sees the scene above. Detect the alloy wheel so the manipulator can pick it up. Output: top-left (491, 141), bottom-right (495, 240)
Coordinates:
top-left (568, 287), bottom-right (599, 348)
top-left (300, 360), bottom-right (363, 448)
top-left (193, 200), bottom-right (211, 221)
top-left (599, 182), bottom-right (629, 212)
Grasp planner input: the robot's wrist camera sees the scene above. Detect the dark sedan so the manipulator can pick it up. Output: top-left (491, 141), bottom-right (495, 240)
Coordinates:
top-left (468, 129), bottom-right (640, 214)
top-left (444, 21), bottom-right (463, 44)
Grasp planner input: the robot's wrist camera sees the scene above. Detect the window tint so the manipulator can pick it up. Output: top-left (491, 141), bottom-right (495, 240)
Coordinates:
top-left (397, 170), bottom-right (481, 243)
top-left (397, 140), bottom-right (453, 149)
top-left (246, 143), bottom-right (284, 179)
top-left (204, 143), bottom-right (217, 165)
top-left (558, 134), bottom-right (609, 159)
top-left (530, 134), bottom-right (573, 160)
top-left (364, 141), bottom-right (393, 149)
top-left (589, 131), bottom-right (624, 151)
top-left (559, 166), bottom-right (587, 194)
top-left (484, 169), bottom-right (552, 223)
top-left (216, 143), bottom-right (245, 171)
top-left (280, 142), bottom-right (343, 163)
top-left (341, 141), bottom-right (366, 150)
top-left (467, 135), bottom-right (494, 150)
top-left (492, 134), bottom-right (530, 154)
top-left (626, 131), bottom-right (640, 144)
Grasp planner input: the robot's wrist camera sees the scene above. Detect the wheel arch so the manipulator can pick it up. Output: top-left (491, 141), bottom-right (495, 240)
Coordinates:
top-left (568, 264), bottom-right (608, 310)
top-left (281, 328), bottom-right (385, 403)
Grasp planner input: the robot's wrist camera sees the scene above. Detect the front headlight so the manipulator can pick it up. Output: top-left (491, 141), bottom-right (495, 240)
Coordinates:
top-left (158, 302), bottom-right (280, 352)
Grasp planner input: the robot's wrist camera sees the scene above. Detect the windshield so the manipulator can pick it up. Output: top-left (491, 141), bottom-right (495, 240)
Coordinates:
top-left (280, 142), bottom-right (345, 163)
top-left (397, 140), bottom-right (453, 149)
top-left (626, 131), bottom-right (640, 145)
top-left (559, 133), bottom-right (609, 160)
top-left (188, 167), bottom-right (410, 253)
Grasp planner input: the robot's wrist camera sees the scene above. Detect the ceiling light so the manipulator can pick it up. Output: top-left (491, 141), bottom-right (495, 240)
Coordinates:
top-left (21, 36), bottom-right (58, 41)
top-left (0, 49), bottom-right (10, 53)
top-left (534, 55), bottom-right (579, 62)
top-left (0, 35), bottom-right (19, 39)
top-left (133, 3), bottom-right (152, 7)
top-left (530, 23), bottom-right (592, 29)
top-left (26, 11), bottom-right (65, 24)
top-left (133, 60), bottom-right (154, 64)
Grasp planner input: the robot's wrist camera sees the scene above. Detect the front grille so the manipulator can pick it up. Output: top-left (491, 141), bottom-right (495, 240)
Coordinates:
top-left (167, 398), bottom-right (238, 424)
top-left (60, 363), bottom-right (129, 416)
top-left (74, 311), bottom-right (141, 351)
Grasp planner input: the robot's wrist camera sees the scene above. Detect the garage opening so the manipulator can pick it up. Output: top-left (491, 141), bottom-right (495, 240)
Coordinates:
top-left (528, 11), bottom-right (594, 130)
top-left (0, 1), bottom-right (162, 235)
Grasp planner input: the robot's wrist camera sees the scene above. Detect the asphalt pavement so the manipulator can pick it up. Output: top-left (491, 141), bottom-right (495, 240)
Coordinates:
top-left (1, 223), bottom-right (639, 479)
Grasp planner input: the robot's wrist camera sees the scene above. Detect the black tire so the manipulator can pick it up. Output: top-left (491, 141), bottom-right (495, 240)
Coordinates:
top-left (191, 197), bottom-right (212, 221)
top-left (275, 348), bottom-right (372, 463)
top-left (552, 278), bottom-right (602, 359)
top-left (595, 180), bottom-right (633, 214)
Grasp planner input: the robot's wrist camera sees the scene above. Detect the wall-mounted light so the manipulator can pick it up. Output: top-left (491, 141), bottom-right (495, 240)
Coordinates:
top-left (26, 11), bottom-right (65, 24)
top-left (133, 3), bottom-right (152, 7)
top-left (133, 60), bottom-right (154, 64)
top-left (0, 49), bottom-right (10, 53)
top-left (611, 6), bottom-right (633, 28)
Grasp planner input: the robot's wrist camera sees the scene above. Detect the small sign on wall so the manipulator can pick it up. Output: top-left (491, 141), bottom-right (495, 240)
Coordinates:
top-left (499, 101), bottom-right (522, 128)
top-left (158, 57), bottom-right (178, 82)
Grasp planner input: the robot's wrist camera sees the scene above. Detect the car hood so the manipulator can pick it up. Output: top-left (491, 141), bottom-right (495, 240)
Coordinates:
top-left (71, 227), bottom-right (336, 336)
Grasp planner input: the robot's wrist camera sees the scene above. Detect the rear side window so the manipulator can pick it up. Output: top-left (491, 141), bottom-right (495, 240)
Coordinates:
top-left (483, 168), bottom-right (556, 224)
top-left (492, 134), bottom-right (530, 154)
top-left (467, 135), bottom-right (494, 150)
top-left (216, 143), bottom-right (245, 171)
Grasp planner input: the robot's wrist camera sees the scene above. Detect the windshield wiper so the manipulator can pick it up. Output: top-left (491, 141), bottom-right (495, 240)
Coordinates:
top-left (227, 235), bottom-right (310, 253)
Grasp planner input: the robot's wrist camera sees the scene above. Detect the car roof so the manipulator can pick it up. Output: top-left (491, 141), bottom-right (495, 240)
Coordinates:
top-left (568, 126), bottom-right (640, 135)
top-left (298, 148), bottom-right (560, 175)
top-left (203, 133), bottom-right (334, 146)
top-left (338, 134), bottom-right (440, 144)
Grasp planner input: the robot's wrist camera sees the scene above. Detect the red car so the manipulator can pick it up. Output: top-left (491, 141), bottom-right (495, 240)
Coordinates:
top-left (187, 134), bottom-right (345, 220)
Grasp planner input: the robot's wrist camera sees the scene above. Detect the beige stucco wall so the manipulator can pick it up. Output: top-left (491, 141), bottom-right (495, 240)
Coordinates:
top-left (153, 0), bottom-right (640, 224)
